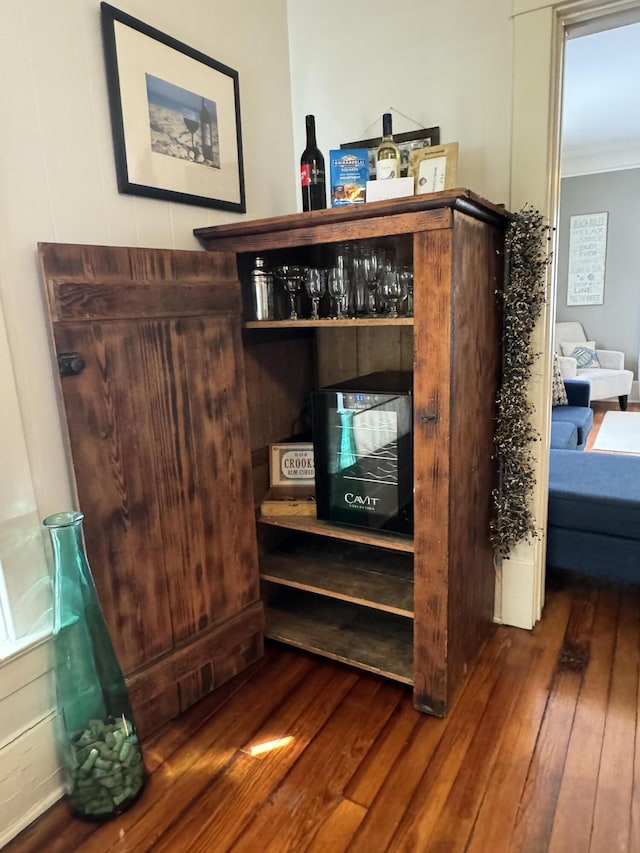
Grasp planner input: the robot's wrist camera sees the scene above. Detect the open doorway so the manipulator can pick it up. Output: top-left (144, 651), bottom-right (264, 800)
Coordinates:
top-left (542, 11), bottom-right (640, 593)
top-left (555, 18), bottom-right (640, 450)
top-left (501, 0), bottom-right (640, 630)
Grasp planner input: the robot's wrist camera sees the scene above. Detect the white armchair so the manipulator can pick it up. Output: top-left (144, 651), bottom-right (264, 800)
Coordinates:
top-left (554, 321), bottom-right (633, 410)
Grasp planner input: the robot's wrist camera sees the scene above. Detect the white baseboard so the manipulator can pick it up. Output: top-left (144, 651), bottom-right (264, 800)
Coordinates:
top-left (0, 703), bottom-right (63, 847)
top-left (1, 783), bottom-right (64, 849)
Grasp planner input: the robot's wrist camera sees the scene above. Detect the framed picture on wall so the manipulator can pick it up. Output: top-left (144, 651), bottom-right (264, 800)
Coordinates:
top-left (101, 3), bottom-right (246, 212)
top-left (566, 212), bottom-right (608, 305)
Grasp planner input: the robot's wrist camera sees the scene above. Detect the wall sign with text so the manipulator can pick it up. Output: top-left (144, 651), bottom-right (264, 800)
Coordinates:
top-left (567, 212), bottom-right (608, 306)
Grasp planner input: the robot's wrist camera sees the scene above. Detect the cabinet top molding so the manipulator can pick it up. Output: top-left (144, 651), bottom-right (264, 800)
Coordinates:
top-left (194, 188), bottom-right (511, 251)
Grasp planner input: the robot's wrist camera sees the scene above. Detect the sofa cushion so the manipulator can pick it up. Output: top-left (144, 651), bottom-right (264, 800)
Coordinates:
top-left (575, 367), bottom-right (634, 400)
top-left (551, 405), bottom-right (594, 446)
top-left (550, 420), bottom-right (578, 450)
top-left (560, 341), bottom-right (600, 368)
top-left (548, 449), bottom-right (640, 540)
top-left (552, 354), bottom-right (568, 406)
top-left (563, 379), bottom-right (591, 408)
top-left (546, 527), bottom-right (640, 583)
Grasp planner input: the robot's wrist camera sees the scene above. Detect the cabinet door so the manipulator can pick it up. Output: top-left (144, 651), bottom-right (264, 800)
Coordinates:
top-left (39, 243), bottom-right (263, 734)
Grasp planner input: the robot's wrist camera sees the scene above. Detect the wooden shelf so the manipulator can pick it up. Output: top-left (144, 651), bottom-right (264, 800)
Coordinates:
top-left (258, 514), bottom-right (414, 554)
top-left (244, 317), bottom-right (413, 329)
top-left (260, 535), bottom-right (413, 617)
top-left (264, 588), bottom-right (413, 685)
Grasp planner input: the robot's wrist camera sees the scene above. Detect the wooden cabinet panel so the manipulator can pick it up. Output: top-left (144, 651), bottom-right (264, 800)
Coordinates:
top-left (38, 243), bottom-right (263, 733)
top-left (196, 190), bottom-right (509, 717)
top-left (447, 212), bottom-right (503, 696)
top-left (412, 225), bottom-right (454, 715)
top-left (242, 329), bottom-right (316, 453)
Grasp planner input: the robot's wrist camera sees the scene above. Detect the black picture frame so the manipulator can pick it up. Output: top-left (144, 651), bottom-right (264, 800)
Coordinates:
top-left (340, 126), bottom-right (440, 179)
top-left (101, 3), bottom-right (246, 212)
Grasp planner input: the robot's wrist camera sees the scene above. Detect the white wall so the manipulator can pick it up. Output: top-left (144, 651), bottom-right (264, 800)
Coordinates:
top-left (0, 0), bottom-right (294, 844)
top-left (286, 0), bottom-right (513, 206)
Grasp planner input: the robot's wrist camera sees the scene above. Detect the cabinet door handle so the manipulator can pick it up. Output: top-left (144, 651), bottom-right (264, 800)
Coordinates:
top-left (58, 352), bottom-right (86, 376)
top-left (421, 412), bottom-right (439, 424)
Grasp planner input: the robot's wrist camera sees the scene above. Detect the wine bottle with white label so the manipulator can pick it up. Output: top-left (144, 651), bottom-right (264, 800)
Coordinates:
top-left (300, 115), bottom-right (326, 211)
top-left (376, 113), bottom-right (401, 180)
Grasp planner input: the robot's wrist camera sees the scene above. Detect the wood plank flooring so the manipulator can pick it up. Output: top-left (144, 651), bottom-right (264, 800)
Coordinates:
top-left (6, 569), bottom-right (640, 853)
top-left (8, 399), bottom-right (640, 852)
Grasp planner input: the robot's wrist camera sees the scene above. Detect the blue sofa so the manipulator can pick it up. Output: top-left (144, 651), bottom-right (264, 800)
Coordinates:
top-left (547, 449), bottom-right (640, 583)
top-left (550, 379), bottom-right (593, 451)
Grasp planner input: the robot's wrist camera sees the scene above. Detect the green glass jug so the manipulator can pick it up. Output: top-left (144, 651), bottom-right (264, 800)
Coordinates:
top-left (43, 511), bottom-right (145, 820)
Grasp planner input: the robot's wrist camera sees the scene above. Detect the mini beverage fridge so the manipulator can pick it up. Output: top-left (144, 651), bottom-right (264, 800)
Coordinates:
top-left (311, 371), bottom-right (413, 535)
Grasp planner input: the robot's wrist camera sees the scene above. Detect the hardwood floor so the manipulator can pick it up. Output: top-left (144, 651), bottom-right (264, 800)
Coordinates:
top-left (8, 399), bottom-right (640, 853)
top-left (6, 568), bottom-right (640, 853)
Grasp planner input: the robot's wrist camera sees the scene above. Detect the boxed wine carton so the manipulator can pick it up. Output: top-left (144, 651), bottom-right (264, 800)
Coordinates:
top-left (329, 149), bottom-right (369, 207)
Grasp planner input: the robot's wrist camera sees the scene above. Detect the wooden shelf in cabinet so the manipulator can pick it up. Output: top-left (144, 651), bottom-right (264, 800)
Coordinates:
top-left (264, 587), bottom-right (413, 685)
top-left (244, 317), bottom-right (413, 329)
top-left (260, 535), bottom-right (413, 617)
top-left (258, 514), bottom-right (414, 554)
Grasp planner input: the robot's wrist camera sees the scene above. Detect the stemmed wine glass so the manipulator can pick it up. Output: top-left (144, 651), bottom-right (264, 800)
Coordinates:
top-left (274, 265), bottom-right (307, 320)
top-left (359, 249), bottom-right (383, 315)
top-left (328, 266), bottom-right (350, 319)
top-left (379, 269), bottom-right (408, 318)
top-left (183, 108), bottom-right (200, 160)
top-left (330, 245), bottom-right (355, 318)
top-left (305, 268), bottom-right (327, 320)
top-left (399, 266), bottom-right (414, 316)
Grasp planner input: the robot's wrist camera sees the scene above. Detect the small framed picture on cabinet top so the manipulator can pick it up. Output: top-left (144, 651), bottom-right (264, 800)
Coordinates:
top-left (409, 142), bottom-right (459, 195)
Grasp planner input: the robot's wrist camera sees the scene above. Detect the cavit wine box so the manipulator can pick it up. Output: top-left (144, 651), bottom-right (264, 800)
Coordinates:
top-left (329, 150), bottom-right (369, 207)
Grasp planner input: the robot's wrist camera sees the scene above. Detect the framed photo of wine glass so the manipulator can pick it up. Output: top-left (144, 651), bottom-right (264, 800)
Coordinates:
top-left (340, 127), bottom-right (440, 180)
top-left (101, 3), bottom-right (246, 212)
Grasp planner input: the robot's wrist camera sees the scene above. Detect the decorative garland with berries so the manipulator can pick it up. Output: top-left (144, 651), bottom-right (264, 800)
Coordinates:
top-left (490, 205), bottom-right (551, 557)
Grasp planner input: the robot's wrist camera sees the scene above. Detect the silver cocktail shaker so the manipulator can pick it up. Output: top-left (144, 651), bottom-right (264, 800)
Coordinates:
top-left (250, 256), bottom-right (274, 321)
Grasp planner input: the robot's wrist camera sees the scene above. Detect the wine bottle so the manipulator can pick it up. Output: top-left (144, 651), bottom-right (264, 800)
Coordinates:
top-left (300, 114), bottom-right (326, 211)
top-left (376, 113), bottom-right (401, 180)
top-left (200, 98), bottom-right (214, 162)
